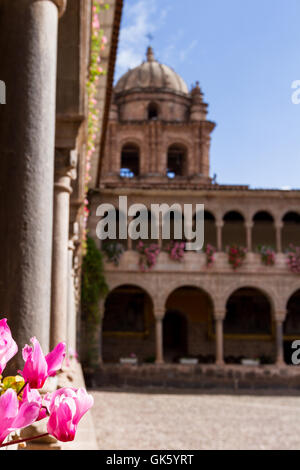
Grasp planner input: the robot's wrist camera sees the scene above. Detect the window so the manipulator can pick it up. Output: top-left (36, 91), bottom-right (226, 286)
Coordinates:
top-left (167, 144), bottom-right (187, 178)
top-left (120, 143), bottom-right (140, 178)
top-left (147, 102), bottom-right (159, 120)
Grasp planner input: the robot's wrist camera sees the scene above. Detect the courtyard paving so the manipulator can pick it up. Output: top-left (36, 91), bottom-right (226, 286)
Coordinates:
top-left (90, 388), bottom-right (300, 450)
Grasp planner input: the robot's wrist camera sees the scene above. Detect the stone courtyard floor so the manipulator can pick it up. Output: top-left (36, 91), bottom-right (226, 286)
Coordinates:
top-left (90, 387), bottom-right (300, 450)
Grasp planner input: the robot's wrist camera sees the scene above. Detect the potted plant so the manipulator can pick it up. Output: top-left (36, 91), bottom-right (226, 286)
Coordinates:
top-left (120, 353), bottom-right (138, 365)
top-left (166, 240), bottom-right (185, 261)
top-left (257, 245), bottom-right (276, 266)
top-left (102, 240), bottom-right (125, 266)
top-left (137, 241), bottom-right (160, 271)
top-left (226, 244), bottom-right (247, 270)
top-left (205, 244), bottom-right (216, 267)
top-left (286, 244), bottom-right (300, 273)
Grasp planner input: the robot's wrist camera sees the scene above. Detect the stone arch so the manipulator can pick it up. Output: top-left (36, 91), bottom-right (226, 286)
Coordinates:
top-left (223, 286), bottom-right (275, 364)
top-left (221, 281), bottom-right (277, 316)
top-left (281, 211), bottom-right (300, 251)
top-left (166, 143), bottom-right (188, 178)
top-left (102, 283), bottom-right (156, 363)
top-left (162, 281), bottom-right (215, 312)
top-left (100, 206), bottom-right (128, 250)
top-left (252, 210), bottom-right (275, 251)
top-left (283, 288), bottom-right (300, 363)
top-left (120, 142), bottom-right (140, 178)
top-left (147, 101), bottom-right (160, 120)
top-left (194, 209), bottom-right (217, 249)
top-left (222, 210), bottom-right (246, 250)
top-left (164, 285), bottom-right (215, 363)
top-left (164, 139), bottom-right (192, 177)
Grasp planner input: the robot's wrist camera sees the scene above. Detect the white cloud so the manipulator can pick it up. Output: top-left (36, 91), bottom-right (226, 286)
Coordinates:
top-left (115, 0), bottom-right (169, 81)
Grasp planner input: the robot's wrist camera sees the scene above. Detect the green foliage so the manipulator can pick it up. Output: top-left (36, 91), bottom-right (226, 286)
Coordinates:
top-left (81, 237), bottom-right (108, 326)
top-left (102, 241), bottom-right (125, 266)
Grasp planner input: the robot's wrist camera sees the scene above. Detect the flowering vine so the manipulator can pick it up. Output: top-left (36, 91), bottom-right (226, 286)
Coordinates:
top-left (166, 240), bottom-right (185, 261)
top-left (227, 244), bottom-right (247, 270)
top-left (137, 241), bottom-right (160, 272)
top-left (0, 318), bottom-right (93, 448)
top-left (83, 1), bottom-right (108, 250)
top-left (286, 244), bottom-right (300, 273)
top-left (205, 244), bottom-right (216, 267)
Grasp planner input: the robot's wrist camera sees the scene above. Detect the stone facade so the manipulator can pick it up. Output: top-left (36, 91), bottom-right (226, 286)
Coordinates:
top-left (88, 47), bottom-right (300, 371)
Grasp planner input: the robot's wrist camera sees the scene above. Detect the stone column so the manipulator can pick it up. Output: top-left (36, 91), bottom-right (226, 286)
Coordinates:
top-left (127, 216), bottom-right (133, 250)
top-left (214, 311), bottom-right (225, 366)
top-left (67, 237), bottom-right (77, 354)
top-left (274, 311), bottom-right (287, 366)
top-left (155, 309), bottom-right (165, 364)
top-left (216, 221), bottom-right (224, 252)
top-left (245, 222), bottom-right (253, 252)
top-left (0, 0), bottom-right (66, 363)
top-left (275, 222), bottom-right (283, 253)
top-left (50, 149), bottom-right (77, 349)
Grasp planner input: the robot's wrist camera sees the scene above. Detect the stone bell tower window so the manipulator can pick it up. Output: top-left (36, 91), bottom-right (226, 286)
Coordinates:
top-left (167, 144), bottom-right (187, 178)
top-left (148, 102), bottom-right (159, 120)
top-left (120, 143), bottom-right (140, 178)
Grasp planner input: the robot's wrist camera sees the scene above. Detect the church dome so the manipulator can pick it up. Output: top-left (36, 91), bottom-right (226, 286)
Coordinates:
top-left (114, 46), bottom-right (189, 96)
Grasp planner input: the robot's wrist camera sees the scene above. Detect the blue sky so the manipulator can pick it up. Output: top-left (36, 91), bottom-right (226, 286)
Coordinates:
top-left (114, 0), bottom-right (300, 189)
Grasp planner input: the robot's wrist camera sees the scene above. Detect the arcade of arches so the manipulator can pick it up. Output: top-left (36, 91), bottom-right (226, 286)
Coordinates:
top-left (88, 47), bottom-right (300, 373)
top-left (100, 284), bottom-right (300, 366)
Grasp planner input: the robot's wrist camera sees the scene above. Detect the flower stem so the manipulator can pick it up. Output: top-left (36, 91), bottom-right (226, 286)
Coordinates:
top-left (0, 433), bottom-right (49, 448)
top-left (17, 381), bottom-right (27, 397)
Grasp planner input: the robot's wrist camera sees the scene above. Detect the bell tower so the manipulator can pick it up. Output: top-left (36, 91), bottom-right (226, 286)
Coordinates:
top-left (99, 48), bottom-right (216, 188)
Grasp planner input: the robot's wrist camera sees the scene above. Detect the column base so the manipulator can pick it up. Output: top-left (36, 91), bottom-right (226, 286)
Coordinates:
top-left (215, 360), bottom-right (225, 367)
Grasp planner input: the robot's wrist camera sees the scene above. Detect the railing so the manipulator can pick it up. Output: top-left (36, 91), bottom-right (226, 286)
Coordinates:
top-left (103, 250), bottom-right (291, 273)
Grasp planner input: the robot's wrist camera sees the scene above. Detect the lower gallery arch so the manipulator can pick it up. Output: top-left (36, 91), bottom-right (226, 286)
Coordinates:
top-left (164, 286), bottom-right (214, 363)
top-left (284, 289), bottom-right (300, 364)
top-left (223, 287), bottom-right (275, 364)
top-left (102, 284), bottom-right (155, 363)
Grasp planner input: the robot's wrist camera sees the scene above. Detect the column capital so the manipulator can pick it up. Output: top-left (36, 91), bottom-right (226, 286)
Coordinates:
top-left (54, 149), bottom-right (77, 189)
top-left (154, 309), bottom-right (165, 321)
top-left (275, 222), bottom-right (284, 229)
top-left (216, 221), bottom-right (224, 228)
top-left (50, 0), bottom-right (67, 17)
top-left (214, 310), bottom-right (226, 321)
top-left (245, 221), bottom-right (254, 229)
top-left (274, 311), bottom-right (287, 322)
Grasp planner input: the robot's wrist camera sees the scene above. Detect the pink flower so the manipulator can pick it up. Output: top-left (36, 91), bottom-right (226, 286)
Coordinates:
top-left (19, 337), bottom-right (66, 389)
top-left (47, 388), bottom-right (94, 442)
top-left (0, 388), bottom-right (40, 444)
top-left (0, 318), bottom-right (18, 375)
top-left (21, 384), bottom-right (48, 421)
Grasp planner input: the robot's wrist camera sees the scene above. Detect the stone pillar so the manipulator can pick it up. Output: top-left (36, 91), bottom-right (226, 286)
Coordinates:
top-left (0, 0), bottom-right (66, 363)
top-left (274, 311), bottom-right (287, 366)
top-left (50, 149), bottom-right (77, 349)
top-left (127, 216), bottom-right (133, 250)
top-left (245, 222), bottom-right (253, 252)
top-left (155, 309), bottom-right (165, 364)
top-left (214, 311), bottom-right (225, 366)
top-left (216, 221), bottom-right (224, 252)
top-left (98, 299), bottom-right (105, 366)
top-left (67, 238), bottom-right (77, 354)
top-left (275, 222), bottom-right (283, 253)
